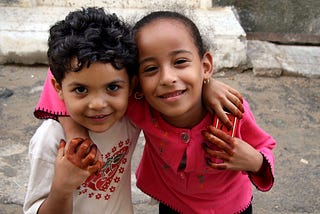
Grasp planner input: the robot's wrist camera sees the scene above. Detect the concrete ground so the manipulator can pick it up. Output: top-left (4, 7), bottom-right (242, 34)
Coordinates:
top-left (0, 65), bottom-right (319, 213)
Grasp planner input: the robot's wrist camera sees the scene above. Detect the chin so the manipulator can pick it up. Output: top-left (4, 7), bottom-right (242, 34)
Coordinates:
top-left (87, 125), bottom-right (112, 133)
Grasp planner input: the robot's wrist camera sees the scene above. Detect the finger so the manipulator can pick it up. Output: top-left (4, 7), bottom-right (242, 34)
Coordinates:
top-left (59, 139), bottom-right (66, 150)
top-left (202, 129), bottom-right (234, 155)
top-left (203, 146), bottom-right (232, 162)
top-left (82, 144), bottom-right (98, 166)
top-left (205, 158), bottom-right (227, 170)
top-left (226, 93), bottom-right (244, 117)
top-left (57, 139), bottom-right (66, 158)
top-left (67, 137), bottom-right (85, 155)
top-left (77, 138), bottom-right (93, 158)
top-left (214, 107), bottom-right (233, 130)
top-left (207, 126), bottom-right (236, 149)
top-left (227, 87), bottom-right (243, 104)
top-left (87, 161), bottom-right (103, 175)
top-left (211, 79), bottom-right (244, 115)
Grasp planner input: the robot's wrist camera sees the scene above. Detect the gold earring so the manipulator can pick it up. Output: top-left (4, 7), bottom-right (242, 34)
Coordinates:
top-left (203, 78), bottom-right (210, 84)
top-left (134, 92), bottom-right (144, 100)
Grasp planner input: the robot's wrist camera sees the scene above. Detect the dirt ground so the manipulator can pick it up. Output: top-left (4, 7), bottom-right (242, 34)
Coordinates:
top-left (0, 65), bottom-right (319, 214)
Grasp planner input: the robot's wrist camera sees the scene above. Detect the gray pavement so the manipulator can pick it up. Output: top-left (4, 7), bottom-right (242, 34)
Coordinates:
top-left (0, 5), bottom-right (320, 214)
top-left (1, 65), bottom-right (320, 214)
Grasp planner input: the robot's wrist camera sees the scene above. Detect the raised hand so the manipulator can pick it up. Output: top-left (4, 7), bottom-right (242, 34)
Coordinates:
top-left (202, 126), bottom-right (263, 173)
top-left (52, 138), bottom-right (103, 194)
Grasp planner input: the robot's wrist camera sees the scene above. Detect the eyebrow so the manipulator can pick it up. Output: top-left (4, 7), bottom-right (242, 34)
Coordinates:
top-left (67, 79), bottom-right (127, 87)
top-left (139, 49), bottom-right (193, 64)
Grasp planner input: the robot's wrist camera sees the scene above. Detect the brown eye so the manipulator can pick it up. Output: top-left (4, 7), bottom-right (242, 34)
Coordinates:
top-left (175, 58), bottom-right (189, 65)
top-left (75, 86), bottom-right (87, 94)
top-left (143, 66), bottom-right (157, 73)
top-left (107, 84), bottom-right (119, 92)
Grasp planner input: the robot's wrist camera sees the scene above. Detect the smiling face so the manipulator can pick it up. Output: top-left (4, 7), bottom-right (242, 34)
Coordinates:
top-left (52, 62), bottom-right (130, 133)
top-left (136, 18), bottom-right (213, 128)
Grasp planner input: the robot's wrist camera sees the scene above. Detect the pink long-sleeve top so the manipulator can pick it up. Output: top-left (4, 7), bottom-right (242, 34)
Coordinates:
top-left (35, 69), bottom-right (276, 214)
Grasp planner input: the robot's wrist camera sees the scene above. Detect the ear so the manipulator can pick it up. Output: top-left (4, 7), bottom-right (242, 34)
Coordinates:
top-left (201, 52), bottom-right (214, 79)
top-left (51, 78), bottom-right (64, 100)
top-left (129, 75), bottom-right (138, 96)
top-left (129, 75), bottom-right (144, 96)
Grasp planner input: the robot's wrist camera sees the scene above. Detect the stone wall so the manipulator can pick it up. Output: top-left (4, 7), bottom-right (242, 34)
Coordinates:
top-left (212, 0), bottom-right (320, 44)
top-left (0, 0), bottom-right (210, 8)
top-left (0, 0), bottom-right (249, 71)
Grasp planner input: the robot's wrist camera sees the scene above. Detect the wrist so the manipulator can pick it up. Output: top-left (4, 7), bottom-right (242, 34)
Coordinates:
top-left (251, 151), bottom-right (264, 173)
top-left (49, 186), bottom-right (73, 202)
top-left (51, 172), bottom-right (77, 197)
top-left (250, 152), bottom-right (267, 175)
top-left (51, 180), bottom-right (74, 197)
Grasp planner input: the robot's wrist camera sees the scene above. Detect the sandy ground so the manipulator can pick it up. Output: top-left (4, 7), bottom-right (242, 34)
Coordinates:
top-left (0, 65), bottom-right (319, 214)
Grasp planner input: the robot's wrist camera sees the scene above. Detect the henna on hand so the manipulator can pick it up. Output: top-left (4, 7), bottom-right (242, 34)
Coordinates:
top-left (202, 126), bottom-right (263, 172)
top-left (63, 138), bottom-right (103, 174)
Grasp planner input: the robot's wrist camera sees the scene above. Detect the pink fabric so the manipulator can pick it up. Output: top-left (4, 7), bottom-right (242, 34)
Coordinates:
top-left (34, 68), bottom-right (69, 120)
top-left (127, 98), bottom-right (276, 214)
top-left (34, 69), bottom-right (276, 213)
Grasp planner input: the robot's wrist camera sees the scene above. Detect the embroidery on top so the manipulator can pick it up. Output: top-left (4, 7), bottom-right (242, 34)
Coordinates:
top-left (77, 139), bottom-right (131, 200)
top-left (150, 116), bottom-right (169, 155)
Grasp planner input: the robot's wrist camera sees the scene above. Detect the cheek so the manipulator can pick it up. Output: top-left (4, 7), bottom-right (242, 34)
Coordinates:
top-left (117, 99), bottom-right (129, 112)
top-left (185, 71), bottom-right (204, 86)
top-left (113, 93), bottom-right (130, 113)
top-left (139, 77), bottom-right (155, 94)
top-left (64, 99), bottom-right (84, 116)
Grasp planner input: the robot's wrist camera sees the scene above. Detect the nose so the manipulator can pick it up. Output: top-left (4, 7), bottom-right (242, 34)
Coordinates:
top-left (88, 93), bottom-right (107, 110)
top-left (159, 65), bottom-right (177, 86)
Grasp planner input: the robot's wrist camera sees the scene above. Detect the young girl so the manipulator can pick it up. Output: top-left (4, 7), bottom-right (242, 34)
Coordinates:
top-left (23, 8), bottom-right (141, 214)
top-left (127, 11), bottom-right (276, 213)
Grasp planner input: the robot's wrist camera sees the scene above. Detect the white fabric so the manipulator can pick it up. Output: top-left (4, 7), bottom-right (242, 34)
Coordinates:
top-left (23, 118), bottom-right (140, 214)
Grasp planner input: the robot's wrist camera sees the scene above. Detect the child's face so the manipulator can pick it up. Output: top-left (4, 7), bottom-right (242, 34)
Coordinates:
top-left (53, 62), bottom-right (130, 133)
top-left (136, 19), bottom-right (213, 127)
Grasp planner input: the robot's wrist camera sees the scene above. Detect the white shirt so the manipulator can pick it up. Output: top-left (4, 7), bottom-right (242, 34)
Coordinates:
top-left (23, 118), bottom-right (140, 214)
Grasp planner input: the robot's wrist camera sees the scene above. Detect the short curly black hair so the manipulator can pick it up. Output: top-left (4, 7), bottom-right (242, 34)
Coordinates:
top-left (47, 7), bottom-right (138, 84)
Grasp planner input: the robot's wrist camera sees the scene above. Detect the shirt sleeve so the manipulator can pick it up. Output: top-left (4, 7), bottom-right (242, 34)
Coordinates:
top-left (248, 152), bottom-right (274, 192)
top-left (23, 120), bottom-right (63, 213)
top-left (34, 68), bottom-right (69, 120)
top-left (237, 100), bottom-right (276, 192)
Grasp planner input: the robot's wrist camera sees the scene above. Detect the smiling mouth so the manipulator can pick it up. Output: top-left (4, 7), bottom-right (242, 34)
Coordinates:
top-left (159, 90), bottom-right (186, 98)
top-left (88, 113), bottom-right (111, 119)
top-left (92, 115), bottom-right (106, 118)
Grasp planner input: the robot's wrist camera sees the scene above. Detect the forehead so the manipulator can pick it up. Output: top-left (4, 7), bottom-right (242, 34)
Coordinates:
top-left (136, 18), bottom-right (195, 49)
top-left (63, 62), bottom-right (129, 85)
top-left (138, 18), bottom-right (190, 36)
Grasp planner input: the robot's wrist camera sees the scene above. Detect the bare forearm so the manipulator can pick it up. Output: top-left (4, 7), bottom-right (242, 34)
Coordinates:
top-left (37, 189), bottom-right (73, 214)
top-left (58, 116), bottom-right (88, 141)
